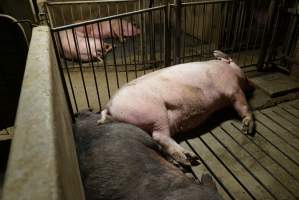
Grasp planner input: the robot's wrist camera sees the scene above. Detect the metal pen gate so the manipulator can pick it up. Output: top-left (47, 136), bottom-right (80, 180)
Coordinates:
top-left (46, 0), bottom-right (298, 116)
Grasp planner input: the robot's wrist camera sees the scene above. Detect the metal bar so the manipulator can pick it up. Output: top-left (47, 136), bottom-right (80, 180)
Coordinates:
top-left (164, 2), bottom-right (171, 67)
top-left (96, 22), bottom-right (111, 99)
top-left (250, 0), bottom-right (265, 65)
top-left (191, 5), bottom-right (196, 61)
top-left (52, 5), bottom-right (166, 31)
top-left (130, 15), bottom-right (138, 78)
top-left (257, 0), bottom-right (278, 70)
top-left (84, 25), bottom-right (102, 110)
top-left (46, 0), bottom-right (136, 6)
top-left (243, 0), bottom-right (256, 66)
top-left (174, 0), bottom-right (182, 64)
top-left (237, 1), bottom-right (246, 63)
top-left (71, 28), bottom-right (91, 108)
top-left (182, 6), bottom-right (186, 62)
top-left (159, 8), bottom-right (163, 66)
top-left (120, 18), bottom-right (129, 82)
top-left (201, 4), bottom-right (205, 60)
top-left (209, 3), bottom-right (215, 55)
top-left (45, 4), bottom-right (55, 28)
top-left (59, 30), bottom-right (78, 112)
top-left (108, 20), bottom-right (120, 88)
top-left (170, 0), bottom-right (233, 7)
top-left (52, 31), bottom-right (75, 120)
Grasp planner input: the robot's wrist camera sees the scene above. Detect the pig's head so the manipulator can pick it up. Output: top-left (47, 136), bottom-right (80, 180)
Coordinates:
top-left (121, 20), bottom-right (141, 37)
top-left (213, 50), bottom-right (255, 93)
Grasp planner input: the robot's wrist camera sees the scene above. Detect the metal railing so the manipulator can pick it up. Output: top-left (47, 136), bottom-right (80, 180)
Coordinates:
top-left (46, 0), bottom-right (298, 114)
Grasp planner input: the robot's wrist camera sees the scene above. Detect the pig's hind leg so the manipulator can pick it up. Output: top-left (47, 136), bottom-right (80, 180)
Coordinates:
top-left (152, 118), bottom-right (199, 166)
top-left (231, 89), bottom-right (255, 135)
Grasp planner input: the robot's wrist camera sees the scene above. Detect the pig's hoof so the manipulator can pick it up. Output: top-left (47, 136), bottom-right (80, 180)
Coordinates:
top-left (201, 174), bottom-right (217, 191)
top-left (184, 151), bottom-right (200, 166)
top-left (241, 116), bottom-right (255, 135)
top-left (172, 151), bottom-right (191, 166)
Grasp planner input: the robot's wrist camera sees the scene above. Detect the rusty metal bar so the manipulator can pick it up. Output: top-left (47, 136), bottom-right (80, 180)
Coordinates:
top-left (257, 0), bottom-right (278, 70)
top-left (174, 0), bottom-right (182, 64)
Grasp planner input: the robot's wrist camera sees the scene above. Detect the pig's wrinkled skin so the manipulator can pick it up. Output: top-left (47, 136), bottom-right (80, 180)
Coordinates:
top-left (75, 19), bottom-right (141, 41)
top-left (97, 50), bottom-right (255, 165)
top-left (75, 111), bottom-right (223, 200)
top-left (58, 29), bottom-right (112, 62)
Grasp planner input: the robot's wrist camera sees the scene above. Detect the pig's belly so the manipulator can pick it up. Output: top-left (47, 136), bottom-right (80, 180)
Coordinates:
top-left (167, 106), bottom-right (213, 135)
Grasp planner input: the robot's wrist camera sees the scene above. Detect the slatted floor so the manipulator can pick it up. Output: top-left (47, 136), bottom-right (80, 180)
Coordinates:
top-left (182, 99), bottom-right (299, 200)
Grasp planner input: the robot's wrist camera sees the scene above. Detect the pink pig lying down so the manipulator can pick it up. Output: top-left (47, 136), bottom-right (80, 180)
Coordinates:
top-left (97, 50), bottom-right (255, 165)
top-left (58, 29), bottom-right (112, 62)
top-left (75, 19), bottom-right (141, 41)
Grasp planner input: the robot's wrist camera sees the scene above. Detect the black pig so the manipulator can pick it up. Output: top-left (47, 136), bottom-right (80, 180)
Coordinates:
top-left (74, 111), bottom-right (222, 200)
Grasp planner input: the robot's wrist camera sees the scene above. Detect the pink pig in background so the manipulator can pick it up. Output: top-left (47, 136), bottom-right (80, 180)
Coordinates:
top-left (97, 50), bottom-right (255, 166)
top-left (75, 19), bottom-right (141, 41)
top-left (58, 29), bottom-right (112, 62)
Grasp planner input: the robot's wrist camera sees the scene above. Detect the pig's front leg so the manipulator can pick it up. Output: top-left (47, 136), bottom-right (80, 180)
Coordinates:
top-left (152, 120), bottom-right (199, 165)
top-left (231, 89), bottom-right (255, 135)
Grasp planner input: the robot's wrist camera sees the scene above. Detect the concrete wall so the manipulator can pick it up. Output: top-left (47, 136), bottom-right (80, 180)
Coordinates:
top-left (2, 26), bottom-right (85, 200)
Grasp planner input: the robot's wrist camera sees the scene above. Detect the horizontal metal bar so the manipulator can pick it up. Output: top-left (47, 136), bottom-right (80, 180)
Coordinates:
top-left (170, 0), bottom-right (232, 7)
top-left (51, 5), bottom-right (166, 31)
top-left (46, 0), bottom-right (136, 6)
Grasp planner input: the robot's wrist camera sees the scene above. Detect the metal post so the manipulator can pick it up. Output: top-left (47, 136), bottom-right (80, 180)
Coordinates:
top-left (256, 0), bottom-right (278, 70)
top-left (164, 2), bottom-right (171, 67)
top-left (174, 0), bottom-right (182, 64)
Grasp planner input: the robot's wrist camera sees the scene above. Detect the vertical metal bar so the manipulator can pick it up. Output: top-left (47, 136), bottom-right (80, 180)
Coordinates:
top-left (191, 5), bottom-right (196, 61)
top-left (53, 31), bottom-right (75, 121)
top-left (45, 4), bottom-right (55, 28)
top-left (109, 19), bottom-right (120, 88)
top-left (141, 11), bottom-right (146, 74)
top-left (152, 11), bottom-right (157, 68)
top-left (84, 25), bottom-right (102, 110)
top-left (72, 28), bottom-right (90, 108)
top-left (210, 3), bottom-right (215, 54)
top-left (130, 15), bottom-right (138, 78)
top-left (237, 1), bottom-right (246, 64)
top-left (62, 30), bottom-right (78, 112)
top-left (267, 1), bottom-right (283, 63)
top-left (195, 5), bottom-right (201, 59)
top-left (159, 8), bottom-right (163, 66)
top-left (120, 18), bottom-right (129, 83)
top-left (164, 3), bottom-right (171, 67)
top-left (250, 0), bottom-right (265, 65)
top-left (183, 6), bottom-right (186, 62)
top-left (201, 4), bottom-right (206, 59)
top-left (96, 22), bottom-right (111, 99)
top-left (257, 0), bottom-right (278, 70)
top-left (174, 0), bottom-right (182, 64)
top-left (243, 1), bottom-right (256, 67)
